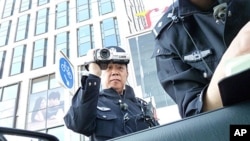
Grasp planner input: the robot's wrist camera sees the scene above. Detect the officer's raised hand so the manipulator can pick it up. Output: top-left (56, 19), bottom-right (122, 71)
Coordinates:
top-left (85, 49), bottom-right (102, 77)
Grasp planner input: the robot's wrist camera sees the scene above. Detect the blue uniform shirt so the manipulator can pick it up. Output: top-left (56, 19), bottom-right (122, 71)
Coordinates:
top-left (64, 74), bottom-right (158, 141)
top-left (152, 0), bottom-right (250, 118)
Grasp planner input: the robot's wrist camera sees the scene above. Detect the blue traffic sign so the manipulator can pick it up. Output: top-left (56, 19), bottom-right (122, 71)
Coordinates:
top-left (59, 57), bottom-right (74, 89)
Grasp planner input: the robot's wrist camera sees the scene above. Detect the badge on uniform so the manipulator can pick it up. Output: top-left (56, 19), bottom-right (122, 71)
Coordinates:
top-left (184, 49), bottom-right (212, 62)
top-left (97, 106), bottom-right (111, 111)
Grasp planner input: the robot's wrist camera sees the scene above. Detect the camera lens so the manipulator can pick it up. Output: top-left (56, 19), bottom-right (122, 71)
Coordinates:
top-left (100, 48), bottom-right (110, 59)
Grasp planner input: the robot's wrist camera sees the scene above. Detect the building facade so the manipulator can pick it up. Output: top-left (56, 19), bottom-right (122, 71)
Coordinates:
top-left (0, 0), bottom-right (179, 140)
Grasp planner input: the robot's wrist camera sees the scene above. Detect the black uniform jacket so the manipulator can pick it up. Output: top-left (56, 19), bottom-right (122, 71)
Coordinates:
top-left (64, 74), bottom-right (152, 141)
top-left (152, 0), bottom-right (250, 118)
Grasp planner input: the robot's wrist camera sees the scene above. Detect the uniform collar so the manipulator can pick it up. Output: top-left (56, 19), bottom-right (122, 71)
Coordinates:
top-left (100, 85), bottom-right (136, 100)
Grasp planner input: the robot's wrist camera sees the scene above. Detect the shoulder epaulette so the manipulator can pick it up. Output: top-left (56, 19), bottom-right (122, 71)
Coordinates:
top-left (152, 3), bottom-right (179, 38)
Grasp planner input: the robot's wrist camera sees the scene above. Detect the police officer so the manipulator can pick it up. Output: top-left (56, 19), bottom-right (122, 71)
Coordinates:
top-left (152, 0), bottom-right (250, 118)
top-left (64, 46), bottom-right (159, 141)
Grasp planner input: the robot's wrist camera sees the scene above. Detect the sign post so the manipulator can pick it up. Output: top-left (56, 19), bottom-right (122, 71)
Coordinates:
top-left (56, 51), bottom-right (74, 94)
top-left (55, 51), bottom-right (76, 141)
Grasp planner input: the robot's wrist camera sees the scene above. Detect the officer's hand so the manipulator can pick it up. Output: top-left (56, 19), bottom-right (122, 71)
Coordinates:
top-left (223, 21), bottom-right (250, 60)
top-left (84, 49), bottom-right (96, 65)
top-left (85, 49), bottom-right (101, 77)
top-left (88, 63), bottom-right (101, 77)
top-left (204, 21), bottom-right (250, 112)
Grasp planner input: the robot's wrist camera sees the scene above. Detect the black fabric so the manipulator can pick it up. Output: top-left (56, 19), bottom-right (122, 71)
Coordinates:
top-left (218, 69), bottom-right (250, 106)
top-left (64, 75), bottom-right (157, 141)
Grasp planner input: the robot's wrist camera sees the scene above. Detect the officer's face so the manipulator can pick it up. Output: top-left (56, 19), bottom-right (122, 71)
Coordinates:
top-left (102, 63), bottom-right (128, 94)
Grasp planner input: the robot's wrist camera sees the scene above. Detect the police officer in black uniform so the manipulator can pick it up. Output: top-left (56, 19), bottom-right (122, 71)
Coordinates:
top-left (64, 46), bottom-right (159, 141)
top-left (152, 0), bottom-right (250, 118)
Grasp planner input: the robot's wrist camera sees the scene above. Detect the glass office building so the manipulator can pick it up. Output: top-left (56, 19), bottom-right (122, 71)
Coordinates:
top-left (0, 0), bottom-right (179, 140)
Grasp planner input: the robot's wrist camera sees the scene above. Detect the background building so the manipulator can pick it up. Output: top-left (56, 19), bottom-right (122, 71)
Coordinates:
top-left (0, 0), bottom-right (180, 140)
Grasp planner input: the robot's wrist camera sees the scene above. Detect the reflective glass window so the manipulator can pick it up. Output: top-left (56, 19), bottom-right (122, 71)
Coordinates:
top-left (98, 0), bottom-right (114, 15)
top-left (15, 15), bottom-right (30, 41)
top-left (77, 25), bottom-right (94, 57)
top-left (20, 0), bottom-right (31, 12)
top-left (32, 38), bottom-right (47, 69)
top-left (0, 21), bottom-right (11, 47)
top-left (101, 18), bottom-right (120, 47)
top-left (76, 0), bottom-right (91, 22)
top-left (2, 0), bottom-right (15, 18)
top-left (56, 2), bottom-right (69, 29)
top-left (35, 8), bottom-right (49, 35)
top-left (10, 45), bottom-right (26, 75)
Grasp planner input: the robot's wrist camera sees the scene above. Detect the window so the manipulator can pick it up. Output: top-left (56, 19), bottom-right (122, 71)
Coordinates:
top-left (32, 76), bottom-right (49, 93)
top-left (0, 21), bottom-right (11, 47)
top-left (101, 18), bottom-right (120, 47)
top-left (0, 51), bottom-right (6, 79)
top-left (54, 32), bottom-right (70, 63)
top-left (15, 14), bottom-right (30, 41)
top-left (26, 74), bottom-right (64, 130)
top-left (38, 0), bottom-right (49, 6)
top-left (2, 0), bottom-right (15, 18)
top-left (10, 45), bottom-right (26, 76)
top-left (128, 33), bottom-right (175, 108)
top-left (98, 0), bottom-right (114, 15)
top-left (0, 84), bottom-right (20, 128)
top-left (49, 74), bottom-right (60, 89)
top-left (35, 8), bottom-right (49, 35)
top-left (77, 25), bottom-right (94, 57)
top-left (55, 1), bottom-right (69, 29)
top-left (20, 0), bottom-right (31, 12)
top-left (32, 38), bottom-right (47, 70)
top-left (76, 0), bottom-right (91, 22)
top-left (30, 74), bottom-right (59, 93)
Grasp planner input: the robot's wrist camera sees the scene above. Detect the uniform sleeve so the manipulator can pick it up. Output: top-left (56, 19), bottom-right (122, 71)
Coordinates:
top-left (64, 74), bottom-right (100, 136)
top-left (153, 38), bottom-right (209, 118)
top-left (151, 5), bottom-right (213, 118)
